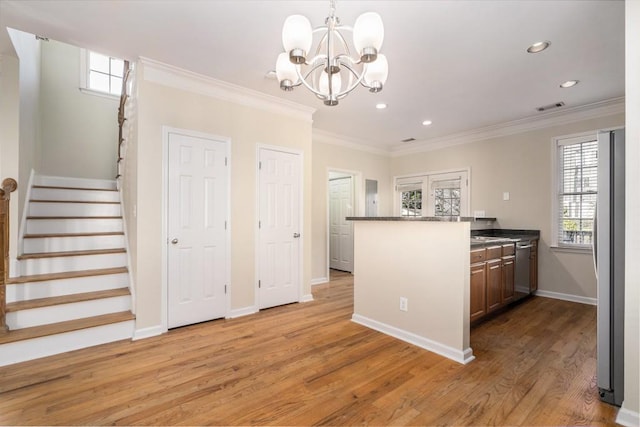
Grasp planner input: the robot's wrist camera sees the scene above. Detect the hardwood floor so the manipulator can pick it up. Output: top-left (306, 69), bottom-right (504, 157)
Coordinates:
top-left (0, 270), bottom-right (619, 426)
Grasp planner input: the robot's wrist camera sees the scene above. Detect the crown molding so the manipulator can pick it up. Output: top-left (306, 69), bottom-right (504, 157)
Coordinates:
top-left (138, 57), bottom-right (315, 123)
top-left (313, 129), bottom-right (390, 156)
top-left (390, 97), bottom-right (625, 157)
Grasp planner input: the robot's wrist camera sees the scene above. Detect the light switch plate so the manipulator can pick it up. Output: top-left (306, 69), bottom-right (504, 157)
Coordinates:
top-left (503, 192), bottom-right (510, 201)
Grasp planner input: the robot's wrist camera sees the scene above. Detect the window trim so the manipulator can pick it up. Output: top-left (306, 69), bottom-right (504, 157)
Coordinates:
top-left (79, 48), bottom-right (120, 100)
top-left (550, 131), bottom-right (598, 251)
top-left (394, 168), bottom-right (471, 217)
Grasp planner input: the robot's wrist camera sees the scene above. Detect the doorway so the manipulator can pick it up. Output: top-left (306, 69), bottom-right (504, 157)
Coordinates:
top-left (257, 146), bottom-right (303, 309)
top-left (329, 173), bottom-right (354, 273)
top-left (166, 130), bottom-right (229, 329)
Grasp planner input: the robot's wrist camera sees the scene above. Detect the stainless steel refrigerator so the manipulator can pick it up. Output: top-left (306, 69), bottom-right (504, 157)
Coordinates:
top-left (594, 128), bottom-right (625, 406)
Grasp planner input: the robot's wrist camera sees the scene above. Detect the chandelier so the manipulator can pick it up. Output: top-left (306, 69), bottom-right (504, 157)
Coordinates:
top-left (275, 0), bottom-right (388, 106)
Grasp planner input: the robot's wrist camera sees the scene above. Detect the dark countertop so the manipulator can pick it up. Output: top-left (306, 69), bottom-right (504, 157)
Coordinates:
top-left (470, 229), bottom-right (540, 248)
top-left (346, 216), bottom-right (497, 222)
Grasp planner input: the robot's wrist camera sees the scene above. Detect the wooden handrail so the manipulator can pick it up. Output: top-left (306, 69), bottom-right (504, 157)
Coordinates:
top-left (0, 177), bottom-right (18, 333)
top-left (117, 60), bottom-right (131, 174)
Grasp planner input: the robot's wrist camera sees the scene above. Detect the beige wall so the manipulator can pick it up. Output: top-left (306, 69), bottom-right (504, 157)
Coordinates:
top-left (390, 113), bottom-right (625, 300)
top-left (311, 140), bottom-right (391, 281)
top-left (0, 52), bottom-right (21, 267)
top-left (132, 62), bottom-right (313, 330)
top-left (39, 40), bottom-right (117, 179)
top-left (623, 0), bottom-right (640, 419)
top-left (353, 221), bottom-right (471, 362)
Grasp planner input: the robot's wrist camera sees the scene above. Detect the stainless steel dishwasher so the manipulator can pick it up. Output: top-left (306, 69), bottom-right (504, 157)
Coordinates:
top-left (514, 240), bottom-right (533, 297)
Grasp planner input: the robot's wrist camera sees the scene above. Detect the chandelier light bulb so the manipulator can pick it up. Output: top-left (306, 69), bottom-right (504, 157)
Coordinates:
top-left (282, 15), bottom-right (313, 63)
top-left (319, 70), bottom-right (342, 96)
top-left (275, 52), bottom-right (299, 90)
top-left (364, 53), bottom-right (388, 92)
top-left (353, 12), bottom-right (384, 62)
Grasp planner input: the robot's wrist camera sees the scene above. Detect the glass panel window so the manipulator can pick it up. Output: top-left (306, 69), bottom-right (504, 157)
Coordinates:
top-left (401, 190), bottom-right (422, 217)
top-left (433, 180), bottom-right (461, 217)
top-left (555, 136), bottom-right (598, 247)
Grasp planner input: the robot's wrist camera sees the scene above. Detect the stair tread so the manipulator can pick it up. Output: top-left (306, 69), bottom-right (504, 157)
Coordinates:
top-left (6, 288), bottom-right (131, 312)
top-left (0, 311), bottom-right (134, 345)
top-left (26, 216), bottom-right (122, 220)
top-left (18, 248), bottom-right (126, 260)
top-left (32, 185), bottom-right (117, 192)
top-left (6, 267), bottom-right (128, 284)
top-left (24, 232), bottom-right (125, 239)
top-left (30, 200), bottom-right (120, 204)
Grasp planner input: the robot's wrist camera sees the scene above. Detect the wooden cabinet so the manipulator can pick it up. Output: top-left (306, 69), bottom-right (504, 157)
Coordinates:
top-left (529, 240), bottom-right (538, 292)
top-left (470, 262), bottom-right (487, 322)
top-left (502, 255), bottom-right (515, 303)
top-left (486, 258), bottom-right (502, 312)
top-left (469, 241), bottom-right (518, 322)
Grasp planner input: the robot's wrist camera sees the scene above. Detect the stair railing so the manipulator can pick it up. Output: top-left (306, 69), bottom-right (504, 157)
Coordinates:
top-left (116, 60), bottom-right (131, 179)
top-left (0, 178), bottom-right (18, 333)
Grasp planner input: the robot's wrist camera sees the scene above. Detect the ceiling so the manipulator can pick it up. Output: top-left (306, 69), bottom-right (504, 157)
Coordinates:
top-left (0, 0), bottom-right (625, 153)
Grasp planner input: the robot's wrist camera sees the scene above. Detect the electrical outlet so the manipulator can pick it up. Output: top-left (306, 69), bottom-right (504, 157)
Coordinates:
top-left (399, 297), bottom-right (408, 312)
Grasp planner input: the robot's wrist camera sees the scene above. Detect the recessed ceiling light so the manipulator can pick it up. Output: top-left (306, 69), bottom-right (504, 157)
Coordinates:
top-left (560, 80), bottom-right (579, 88)
top-left (527, 41), bottom-right (551, 53)
top-left (376, 103), bottom-right (388, 109)
top-left (422, 120), bottom-right (433, 126)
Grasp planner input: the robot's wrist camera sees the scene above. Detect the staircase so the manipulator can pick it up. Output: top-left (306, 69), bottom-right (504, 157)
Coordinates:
top-left (0, 175), bottom-right (135, 367)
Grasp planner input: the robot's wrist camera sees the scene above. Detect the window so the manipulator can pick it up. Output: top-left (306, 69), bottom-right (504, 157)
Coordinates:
top-left (80, 49), bottom-right (124, 96)
top-left (552, 133), bottom-right (598, 248)
top-left (395, 170), bottom-right (469, 217)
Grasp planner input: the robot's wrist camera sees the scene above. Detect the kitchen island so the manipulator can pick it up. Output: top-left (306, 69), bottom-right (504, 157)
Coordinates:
top-left (346, 216), bottom-right (494, 364)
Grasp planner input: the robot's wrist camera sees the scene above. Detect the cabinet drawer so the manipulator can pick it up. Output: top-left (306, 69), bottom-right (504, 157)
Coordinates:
top-left (486, 245), bottom-right (502, 260)
top-left (502, 243), bottom-right (515, 256)
top-left (470, 248), bottom-right (486, 263)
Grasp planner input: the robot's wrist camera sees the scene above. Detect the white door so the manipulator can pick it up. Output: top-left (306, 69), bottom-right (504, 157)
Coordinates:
top-left (167, 132), bottom-right (228, 328)
top-left (329, 177), bottom-right (354, 272)
top-left (258, 148), bottom-right (301, 309)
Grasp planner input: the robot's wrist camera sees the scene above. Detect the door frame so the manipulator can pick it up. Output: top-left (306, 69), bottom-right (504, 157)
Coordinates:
top-left (161, 126), bottom-right (231, 332)
top-left (255, 144), bottom-right (305, 310)
top-left (325, 168), bottom-right (362, 282)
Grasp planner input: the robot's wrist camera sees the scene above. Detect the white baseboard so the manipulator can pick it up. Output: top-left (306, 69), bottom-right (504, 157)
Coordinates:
top-left (535, 290), bottom-right (597, 306)
top-left (616, 405), bottom-right (640, 427)
top-left (351, 314), bottom-right (475, 365)
top-left (300, 293), bottom-right (314, 303)
top-left (227, 305), bottom-right (258, 319)
top-left (311, 277), bottom-right (329, 286)
top-left (132, 325), bottom-right (165, 341)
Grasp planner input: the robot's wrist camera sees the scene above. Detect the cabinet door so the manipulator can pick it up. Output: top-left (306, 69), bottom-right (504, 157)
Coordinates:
top-left (530, 241), bottom-right (538, 292)
top-left (486, 259), bottom-right (502, 312)
top-left (502, 255), bottom-right (515, 303)
top-left (470, 262), bottom-right (487, 322)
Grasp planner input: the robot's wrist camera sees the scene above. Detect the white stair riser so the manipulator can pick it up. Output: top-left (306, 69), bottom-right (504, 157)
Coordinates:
top-left (6, 273), bottom-right (129, 303)
top-left (21, 253), bottom-right (127, 275)
top-left (34, 175), bottom-right (117, 191)
top-left (26, 218), bottom-right (123, 234)
top-left (31, 188), bottom-right (119, 203)
top-left (0, 320), bottom-right (134, 367)
top-left (29, 202), bottom-right (121, 217)
top-left (7, 296), bottom-right (131, 329)
top-left (23, 235), bottom-right (125, 254)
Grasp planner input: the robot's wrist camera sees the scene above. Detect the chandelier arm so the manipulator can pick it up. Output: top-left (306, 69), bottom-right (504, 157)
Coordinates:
top-left (331, 28), bottom-right (352, 58)
top-left (334, 61), bottom-right (367, 96)
top-left (295, 62), bottom-right (329, 99)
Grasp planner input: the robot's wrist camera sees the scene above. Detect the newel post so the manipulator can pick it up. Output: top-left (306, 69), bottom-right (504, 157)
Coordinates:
top-left (0, 178), bottom-right (18, 333)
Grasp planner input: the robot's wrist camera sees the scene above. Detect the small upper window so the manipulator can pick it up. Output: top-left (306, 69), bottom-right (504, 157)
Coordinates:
top-left (80, 49), bottom-right (124, 96)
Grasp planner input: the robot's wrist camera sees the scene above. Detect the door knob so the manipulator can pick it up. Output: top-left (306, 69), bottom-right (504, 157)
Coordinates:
top-left (293, 233), bottom-right (301, 238)
top-left (171, 238), bottom-right (179, 244)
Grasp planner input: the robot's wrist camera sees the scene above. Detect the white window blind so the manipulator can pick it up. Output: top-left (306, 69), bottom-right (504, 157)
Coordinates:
top-left (556, 137), bottom-right (598, 247)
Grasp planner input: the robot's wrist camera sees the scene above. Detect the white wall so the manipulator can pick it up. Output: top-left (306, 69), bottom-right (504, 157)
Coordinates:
top-left (621, 0), bottom-right (640, 422)
top-left (131, 60), bottom-right (313, 330)
top-left (390, 113), bottom-right (625, 301)
top-left (311, 139), bottom-right (391, 282)
top-left (39, 40), bottom-right (118, 179)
